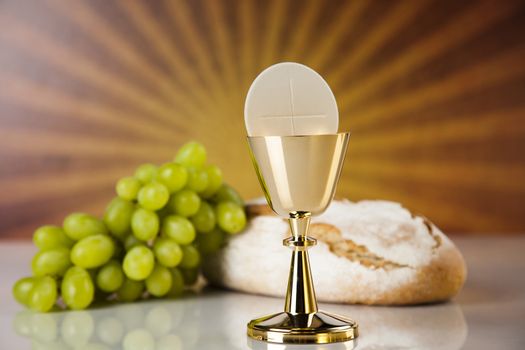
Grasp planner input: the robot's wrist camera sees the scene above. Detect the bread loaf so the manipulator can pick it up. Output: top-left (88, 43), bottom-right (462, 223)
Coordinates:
top-left (202, 199), bottom-right (466, 305)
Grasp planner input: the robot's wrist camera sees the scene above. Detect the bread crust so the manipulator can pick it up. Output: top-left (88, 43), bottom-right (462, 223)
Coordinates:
top-left (203, 200), bottom-right (467, 305)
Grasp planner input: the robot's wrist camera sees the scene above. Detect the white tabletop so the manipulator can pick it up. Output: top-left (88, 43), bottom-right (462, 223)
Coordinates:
top-left (1, 236), bottom-right (524, 350)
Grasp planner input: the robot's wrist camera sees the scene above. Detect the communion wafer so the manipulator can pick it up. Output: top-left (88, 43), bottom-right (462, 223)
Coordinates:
top-left (244, 62), bottom-right (339, 136)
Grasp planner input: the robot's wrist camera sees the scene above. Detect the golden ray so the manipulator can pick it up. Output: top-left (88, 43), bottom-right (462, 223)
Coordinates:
top-left (346, 107), bottom-right (525, 154)
top-left (340, 179), bottom-right (512, 232)
top-left (164, 0), bottom-right (228, 102)
top-left (345, 46), bottom-right (525, 129)
top-left (284, 0), bottom-right (323, 59)
top-left (336, 0), bottom-right (520, 110)
top-left (0, 165), bottom-right (132, 205)
top-left (186, 0), bottom-right (246, 150)
top-left (0, 14), bottom-right (189, 131)
top-left (260, 0), bottom-right (289, 67)
top-left (203, 0), bottom-right (239, 95)
top-left (0, 74), bottom-right (183, 144)
top-left (0, 127), bottom-right (176, 159)
top-left (238, 0), bottom-right (258, 88)
top-left (306, 0), bottom-right (368, 69)
top-left (345, 158), bottom-right (525, 193)
top-left (0, 0), bottom-right (523, 237)
top-left (116, 0), bottom-right (214, 110)
top-left (45, 0), bottom-right (207, 120)
top-left (327, 0), bottom-right (429, 85)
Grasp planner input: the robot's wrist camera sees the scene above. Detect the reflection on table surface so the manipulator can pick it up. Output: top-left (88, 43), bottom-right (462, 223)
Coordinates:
top-left (13, 289), bottom-right (466, 350)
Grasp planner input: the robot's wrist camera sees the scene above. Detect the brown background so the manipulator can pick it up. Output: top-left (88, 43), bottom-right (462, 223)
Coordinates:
top-left (1, 0), bottom-right (524, 237)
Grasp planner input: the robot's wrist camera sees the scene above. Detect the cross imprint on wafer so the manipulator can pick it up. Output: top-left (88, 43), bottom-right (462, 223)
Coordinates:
top-left (244, 62), bottom-right (338, 136)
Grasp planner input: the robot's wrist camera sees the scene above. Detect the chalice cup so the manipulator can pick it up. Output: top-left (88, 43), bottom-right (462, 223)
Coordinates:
top-left (246, 132), bottom-right (358, 344)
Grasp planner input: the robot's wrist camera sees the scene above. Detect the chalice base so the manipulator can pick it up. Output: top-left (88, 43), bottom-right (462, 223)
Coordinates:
top-left (247, 310), bottom-right (358, 344)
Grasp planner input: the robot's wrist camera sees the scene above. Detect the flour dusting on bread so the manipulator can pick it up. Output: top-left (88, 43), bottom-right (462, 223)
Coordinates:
top-left (203, 199), bottom-right (466, 305)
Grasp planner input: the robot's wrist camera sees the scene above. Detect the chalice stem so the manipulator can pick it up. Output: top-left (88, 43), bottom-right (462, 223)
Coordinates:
top-left (284, 213), bottom-right (318, 315)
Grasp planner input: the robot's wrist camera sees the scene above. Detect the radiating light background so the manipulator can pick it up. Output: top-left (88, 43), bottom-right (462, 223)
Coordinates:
top-left (0, 0), bottom-right (524, 237)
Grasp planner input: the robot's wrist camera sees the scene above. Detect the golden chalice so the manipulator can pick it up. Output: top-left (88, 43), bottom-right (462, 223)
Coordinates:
top-left (246, 132), bottom-right (358, 344)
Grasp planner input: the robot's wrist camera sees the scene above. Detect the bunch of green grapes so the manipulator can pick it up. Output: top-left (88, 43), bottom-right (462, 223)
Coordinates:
top-left (13, 141), bottom-right (246, 312)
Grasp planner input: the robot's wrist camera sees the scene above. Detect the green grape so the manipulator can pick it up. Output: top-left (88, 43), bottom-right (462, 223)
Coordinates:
top-left (216, 201), bottom-right (247, 234)
top-left (195, 228), bottom-right (225, 255)
top-left (124, 233), bottom-right (142, 251)
top-left (28, 276), bottom-right (57, 312)
top-left (162, 215), bottom-right (196, 245)
top-left (156, 162), bottom-right (188, 193)
top-left (145, 264), bottom-right (172, 297)
top-left (13, 276), bottom-right (35, 306)
top-left (33, 225), bottom-right (73, 250)
top-left (70, 234), bottom-right (115, 269)
top-left (63, 213), bottom-right (108, 241)
top-left (135, 163), bottom-right (157, 184)
top-left (168, 268), bottom-right (185, 297)
top-left (190, 201), bottom-right (216, 233)
top-left (200, 165), bottom-right (223, 198)
top-left (131, 208), bottom-right (159, 241)
top-left (116, 278), bottom-right (144, 302)
top-left (180, 267), bottom-right (199, 286)
top-left (32, 246), bottom-right (71, 277)
top-left (116, 176), bottom-right (141, 201)
top-left (104, 197), bottom-right (134, 239)
top-left (61, 266), bottom-right (94, 310)
top-left (174, 141), bottom-right (207, 168)
top-left (153, 237), bottom-right (183, 267)
top-left (123, 245), bottom-right (155, 280)
top-left (137, 182), bottom-right (169, 211)
top-left (168, 189), bottom-right (201, 217)
top-left (96, 260), bottom-right (124, 292)
top-left (212, 184), bottom-right (244, 207)
top-left (185, 167), bottom-right (209, 193)
top-left (179, 245), bottom-right (201, 269)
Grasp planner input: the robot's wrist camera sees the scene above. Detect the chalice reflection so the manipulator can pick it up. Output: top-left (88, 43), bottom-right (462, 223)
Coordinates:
top-left (246, 132), bottom-right (358, 344)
